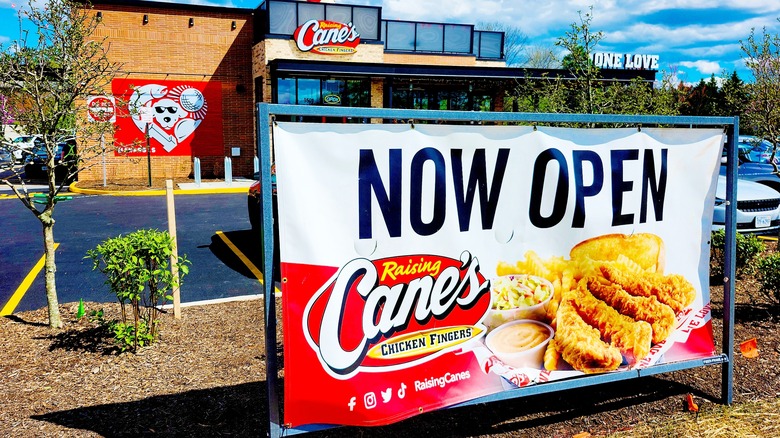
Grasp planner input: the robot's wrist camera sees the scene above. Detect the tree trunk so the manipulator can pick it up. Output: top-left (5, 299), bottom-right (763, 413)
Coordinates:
top-left (41, 211), bottom-right (62, 329)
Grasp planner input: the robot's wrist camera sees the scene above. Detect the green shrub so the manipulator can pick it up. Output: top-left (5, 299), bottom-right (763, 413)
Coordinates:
top-left (709, 229), bottom-right (765, 281)
top-left (86, 229), bottom-right (189, 352)
top-left (758, 253), bottom-right (780, 305)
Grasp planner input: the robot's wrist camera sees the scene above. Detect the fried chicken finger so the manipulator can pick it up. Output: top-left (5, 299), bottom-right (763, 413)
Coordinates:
top-left (572, 282), bottom-right (653, 363)
top-left (585, 277), bottom-right (676, 344)
top-left (555, 297), bottom-right (623, 373)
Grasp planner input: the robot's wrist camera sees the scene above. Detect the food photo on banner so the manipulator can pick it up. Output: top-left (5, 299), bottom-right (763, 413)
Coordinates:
top-left (272, 123), bottom-right (724, 428)
top-left (111, 78), bottom-right (223, 156)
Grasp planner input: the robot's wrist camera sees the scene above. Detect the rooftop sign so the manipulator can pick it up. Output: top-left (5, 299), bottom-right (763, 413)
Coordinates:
top-left (294, 19), bottom-right (360, 55)
top-left (590, 52), bottom-right (659, 70)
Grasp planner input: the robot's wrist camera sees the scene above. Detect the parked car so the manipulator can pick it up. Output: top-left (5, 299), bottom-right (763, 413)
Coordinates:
top-left (10, 135), bottom-right (43, 163)
top-left (23, 137), bottom-right (77, 182)
top-left (248, 174), bottom-right (280, 281)
top-left (738, 135), bottom-right (778, 165)
top-left (721, 137), bottom-right (780, 193)
top-left (713, 174), bottom-right (780, 234)
top-left (0, 145), bottom-right (11, 164)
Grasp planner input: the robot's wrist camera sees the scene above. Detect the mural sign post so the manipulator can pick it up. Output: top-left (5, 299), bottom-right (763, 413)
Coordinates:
top-left (86, 95), bottom-right (116, 186)
top-left (139, 106), bottom-right (153, 187)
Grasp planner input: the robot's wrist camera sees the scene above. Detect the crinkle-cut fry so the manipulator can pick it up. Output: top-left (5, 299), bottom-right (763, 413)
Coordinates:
top-left (562, 268), bottom-right (576, 293)
top-left (496, 261), bottom-right (522, 276)
top-left (543, 338), bottom-right (561, 371)
top-left (585, 277), bottom-right (676, 344)
top-left (572, 255), bottom-right (602, 280)
top-left (546, 296), bottom-right (560, 327)
top-left (614, 255), bottom-right (646, 274)
top-left (600, 265), bottom-right (695, 314)
top-left (572, 282), bottom-right (652, 363)
top-left (555, 297), bottom-right (623, 374)
top-left (523, 250), bottom-right (553, 279)
top-left (544, 255), bottom-right (570, 276)
top-left (545, 277), bottom-right (563, 324)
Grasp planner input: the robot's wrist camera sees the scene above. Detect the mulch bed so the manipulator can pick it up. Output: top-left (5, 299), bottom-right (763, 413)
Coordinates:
top-left (2, 252), bottom-right (779, 438)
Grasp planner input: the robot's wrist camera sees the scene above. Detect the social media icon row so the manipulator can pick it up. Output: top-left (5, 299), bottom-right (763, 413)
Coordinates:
top-left (348, 383), bottom-right (407, 411)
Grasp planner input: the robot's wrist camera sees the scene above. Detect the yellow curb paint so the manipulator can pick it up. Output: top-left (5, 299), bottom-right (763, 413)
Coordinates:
top-left (759, 236), bottom-right (778, 241)
top-left (69, 182), bottom-right (250, 196)
top-left (215, 231), bottom-right (281, 295)
top-left (1, 243), bottom-right (60, 316)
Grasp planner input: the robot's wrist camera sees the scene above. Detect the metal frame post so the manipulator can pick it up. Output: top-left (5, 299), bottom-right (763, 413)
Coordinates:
top-left (257, 103), bottom-right (281, 438)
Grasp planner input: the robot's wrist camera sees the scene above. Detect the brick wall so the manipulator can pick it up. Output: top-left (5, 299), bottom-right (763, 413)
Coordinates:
top-left (82, 5), bottom-right (255, 181)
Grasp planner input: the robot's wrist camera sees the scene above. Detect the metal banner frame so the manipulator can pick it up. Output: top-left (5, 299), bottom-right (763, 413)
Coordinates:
top-left (256, 103), bottom-right (738, 438)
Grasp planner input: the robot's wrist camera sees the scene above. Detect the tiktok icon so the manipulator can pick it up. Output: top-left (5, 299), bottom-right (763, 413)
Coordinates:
top-left (398, 383), bottom-right (407, 399)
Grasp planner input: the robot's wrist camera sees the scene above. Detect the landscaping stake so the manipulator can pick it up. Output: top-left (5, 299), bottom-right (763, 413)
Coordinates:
top-left (166, 179), bottom-right (181, 319)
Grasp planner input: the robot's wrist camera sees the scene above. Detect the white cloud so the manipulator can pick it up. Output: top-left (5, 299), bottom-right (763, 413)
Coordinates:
top-left (678, 60), bottom-right (722, 75)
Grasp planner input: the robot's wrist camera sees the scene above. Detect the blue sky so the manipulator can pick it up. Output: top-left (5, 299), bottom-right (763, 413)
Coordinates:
top-left (2, 0), bottom-right (780, 85)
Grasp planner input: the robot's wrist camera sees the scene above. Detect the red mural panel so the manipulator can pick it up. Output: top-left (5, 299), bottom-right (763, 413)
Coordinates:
top-left (112, 79), bottom-right (223, 156)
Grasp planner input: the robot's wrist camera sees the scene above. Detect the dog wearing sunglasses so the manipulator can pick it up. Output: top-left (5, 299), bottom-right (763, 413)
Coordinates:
top-left (129, 84), bottom-right (204, 153)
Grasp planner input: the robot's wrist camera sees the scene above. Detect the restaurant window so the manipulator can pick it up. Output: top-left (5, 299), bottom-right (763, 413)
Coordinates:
top-left (268, 1), bottom-right (296, 35)
top-left (437, 90), bottom-right (469, 111)
top-left (277, 78), bottom-right (296, 104)
top-left (345, 79), bottom-right (370, 107)
top-left (474, 31), bottom-right (503, 59)
top-left (298, 2), bottom-right (324, 26)
top-left (353, 7), bottom-right (380, 40)
top-left (322, 80), bottom-right (345, 105)
top-left (326, 5), bottom-right (351, 24)
top-left (444, 24), bottom-right (471, 53)
top-left (386, 21), bottom-right (415, 51)
top-left (297, 78), bottom-right (321, 105)
top-left (473, 95), bottom-right (493, 112)
top-left (275, 77), bottom-right (370, 109)
top-left (264, 1), bottom-right (381, 41)
top-left (416, 23), bottom-right (443, 52)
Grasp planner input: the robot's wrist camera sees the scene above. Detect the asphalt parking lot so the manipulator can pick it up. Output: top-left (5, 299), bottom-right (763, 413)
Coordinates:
top-left (0, 181), bottom-right (271, 315)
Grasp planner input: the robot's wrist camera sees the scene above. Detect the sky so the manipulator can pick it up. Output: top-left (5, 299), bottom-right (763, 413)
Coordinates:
top-left (2, 0), bottom-right (780, 85)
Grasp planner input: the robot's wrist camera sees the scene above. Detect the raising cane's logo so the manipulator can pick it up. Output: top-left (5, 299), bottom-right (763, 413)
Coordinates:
top-left (294, 19), bottom-right (360, 54)
top-left (303, 251), bottom-right (491, 379)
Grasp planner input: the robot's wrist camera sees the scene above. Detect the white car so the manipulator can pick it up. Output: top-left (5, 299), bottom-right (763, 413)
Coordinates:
top-left (9, 135), bottom-right (43, 163)
top-left (713, 175), bottom-right (780, 234)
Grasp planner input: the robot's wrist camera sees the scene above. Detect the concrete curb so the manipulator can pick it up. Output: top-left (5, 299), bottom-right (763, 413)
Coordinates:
top-left (68, 181), bottom-right (252, 196)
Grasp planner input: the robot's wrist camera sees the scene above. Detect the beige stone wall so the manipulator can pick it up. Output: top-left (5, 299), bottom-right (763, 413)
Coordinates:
top-left (384, 53), bottom-right (506, 67)
top-left (263, 39), bottom-right (385, 64)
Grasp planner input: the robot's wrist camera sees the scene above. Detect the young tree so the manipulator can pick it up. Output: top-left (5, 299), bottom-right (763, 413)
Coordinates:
top-left (0, 0), bottom-right (119, 328)
top-left (741, 23), bottom-right (780, 143)
top-left (556, 6), bottom-right (603, 114)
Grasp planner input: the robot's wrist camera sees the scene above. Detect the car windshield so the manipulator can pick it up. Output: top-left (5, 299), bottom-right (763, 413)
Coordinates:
top-left (737, 137), bottom-right (778, 164)
top-left (13, 136), bottom-right (33, 143)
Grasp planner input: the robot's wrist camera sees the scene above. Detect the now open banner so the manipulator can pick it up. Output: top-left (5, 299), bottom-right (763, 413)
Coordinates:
top-left (273, 123), bottom-right (723, 428)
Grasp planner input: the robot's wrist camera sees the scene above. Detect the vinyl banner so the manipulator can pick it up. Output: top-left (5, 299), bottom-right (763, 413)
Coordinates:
top-left (111, 79), bottom-right (223, 157)
top-left (274, 123), bottom-right (724, 428)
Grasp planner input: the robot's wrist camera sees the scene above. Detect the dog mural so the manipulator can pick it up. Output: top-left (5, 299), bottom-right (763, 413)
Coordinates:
top-left (129, 84), bottom-right (208, 153)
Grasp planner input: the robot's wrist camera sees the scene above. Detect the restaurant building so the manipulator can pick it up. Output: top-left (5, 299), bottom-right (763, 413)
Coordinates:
top-left (83, 0), bottom-right (657, 182)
